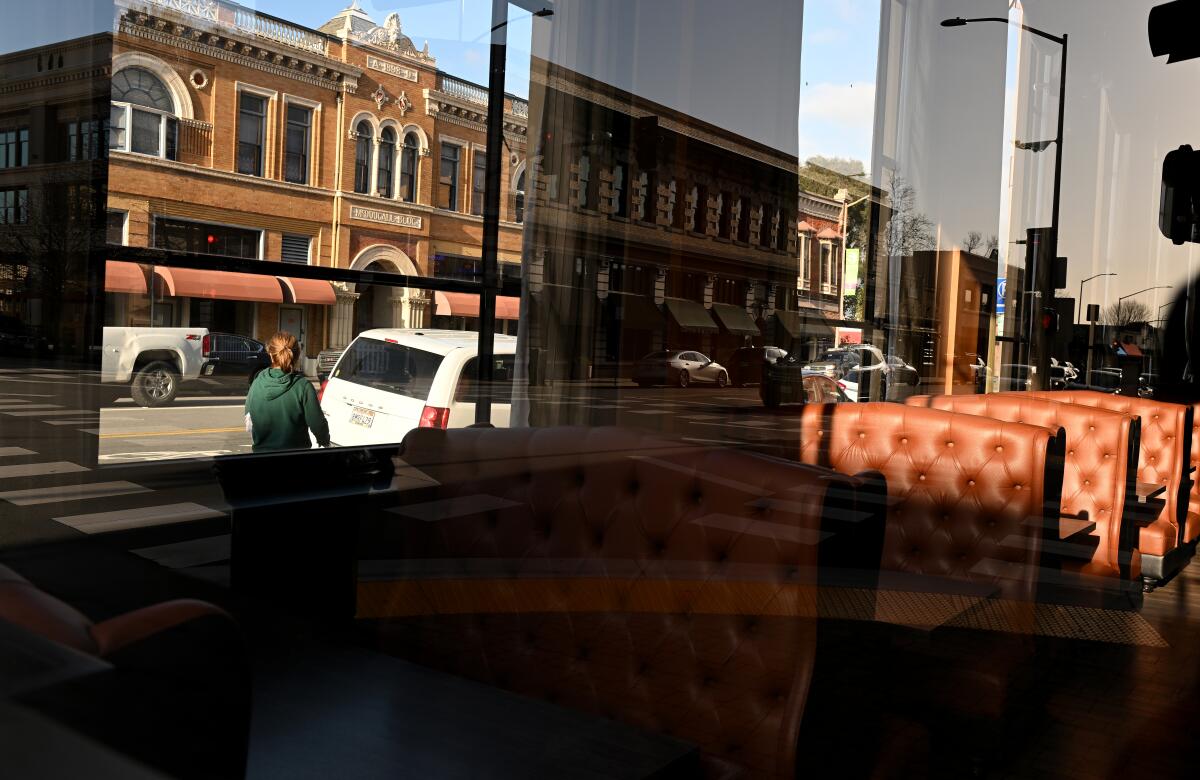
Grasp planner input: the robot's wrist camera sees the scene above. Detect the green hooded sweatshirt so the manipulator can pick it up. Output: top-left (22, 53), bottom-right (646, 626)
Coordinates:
top-left (244, 368), bottom-right (330, 452)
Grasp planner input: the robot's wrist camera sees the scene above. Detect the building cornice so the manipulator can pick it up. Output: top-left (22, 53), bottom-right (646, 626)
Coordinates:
top-left (0, 64), bottom-right (111, 97)
top-left (117, 9), bottom-right (361, 93)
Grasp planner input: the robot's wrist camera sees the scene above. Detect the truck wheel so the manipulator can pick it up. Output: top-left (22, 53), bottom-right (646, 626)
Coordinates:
top-left (131, 361), bottom-right (180, 407)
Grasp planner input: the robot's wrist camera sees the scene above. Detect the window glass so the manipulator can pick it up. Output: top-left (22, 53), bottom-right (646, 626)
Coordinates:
top-left (455, 355), bottom-right (515, 402)
top-left (332, 337), bottom-right (444, 400)
top-left (377, 128), bottom-right (395, 197)
top-left (400, 133), bottom-right (419, 202)
top-left (439, 142), bottom-right (460, 210)
top-left (111, 66), bottom-right (174, 111)
top-left (471, 150), bottom-right (486, 216)
top-left (514, 169), bottom-right (526, 222)
top-left (284, 104), bottom-right (311, 184)
top-left (354, 121), bottom-right (373, 194)
top-left (106, 210), bottom-right (126, 244)
top-left (237, 93), bottom-right (266, 176)
top-left (153, 217), bottom-right (261, 259)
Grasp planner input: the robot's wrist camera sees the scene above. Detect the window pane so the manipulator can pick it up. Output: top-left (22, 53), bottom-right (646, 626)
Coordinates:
top-left (130, 109), bottom-right (161, 156)
top-left (332, 337), bottom-right (444, 400)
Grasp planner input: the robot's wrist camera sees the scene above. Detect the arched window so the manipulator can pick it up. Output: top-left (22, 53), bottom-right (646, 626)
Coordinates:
top-left (110, 66), bottom-right (177, 160)
top-left (514, 169), bottom-right (526, 223)
top-left (399, 132), bottom-right (419, 203)
top-left (377, 128), bottom-right (395, 197)
top-left (354, 121), bottom-right (373, 194)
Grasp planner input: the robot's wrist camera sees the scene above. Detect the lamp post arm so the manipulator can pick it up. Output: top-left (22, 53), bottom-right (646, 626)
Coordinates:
top-left (955, 17), bottom-right (1066, 44)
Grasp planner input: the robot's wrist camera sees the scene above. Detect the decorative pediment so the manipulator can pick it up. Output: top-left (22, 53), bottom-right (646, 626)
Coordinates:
top-left (357, 13), bottom-right (435, 63)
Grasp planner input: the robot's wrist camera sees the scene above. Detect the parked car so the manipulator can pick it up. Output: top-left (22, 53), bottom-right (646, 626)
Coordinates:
top-left (317, 348), bottom-right (344, 382)
top-left (724, 346), bottom-right (787, 386)
top-left (840, 368), bottom-right (862, 401)
top-left (320, 329), bottom-right (516, 447)
top-left (762, 356), bottom-right (851, 407)
top-left (197, 333), bottom-right (270, 393)
top-left (101, 326), bottom-right (210, 407)
top-left (801, 347), bottom-right (878, 380)
top-left (1049, 359), bottom-right (1079, 390)
top-left (633, 350), bottom-right (730, 388)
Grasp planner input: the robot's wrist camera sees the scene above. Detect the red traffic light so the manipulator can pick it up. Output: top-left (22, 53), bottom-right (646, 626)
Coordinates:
top-left (207, 234), bottom-right (216, 244)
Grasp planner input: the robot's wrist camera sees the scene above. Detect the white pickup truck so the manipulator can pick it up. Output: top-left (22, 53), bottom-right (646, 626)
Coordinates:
top-left (101, 327), bottom-right (209, 407)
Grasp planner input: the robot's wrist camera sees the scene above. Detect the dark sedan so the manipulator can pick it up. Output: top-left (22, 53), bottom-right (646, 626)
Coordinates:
top-left (199, 333), bottom-right (271, 393)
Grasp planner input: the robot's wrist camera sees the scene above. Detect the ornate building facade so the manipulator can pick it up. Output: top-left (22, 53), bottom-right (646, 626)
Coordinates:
top-left (107, 0), bottom-right (528, 360)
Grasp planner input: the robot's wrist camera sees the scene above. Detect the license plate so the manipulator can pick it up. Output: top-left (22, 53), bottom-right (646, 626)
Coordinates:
top-left (349, 406), bottom-right (375, 428)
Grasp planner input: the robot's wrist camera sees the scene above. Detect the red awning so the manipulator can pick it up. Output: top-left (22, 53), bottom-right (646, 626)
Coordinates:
top-left (278, 277), bottom-right (336, 305)
top-left (105, 261), bottom-right (148, 294)
top-left (153, 267), bottom-right (284, 303)
top-left (1116, 342), bottom-right (1144, 357)
top-left (434, 292), bottom-right (521, 320)
top-left (816, 227), bottom-right (842, 240)
top-left (797, 220), bottom-right (816, 233)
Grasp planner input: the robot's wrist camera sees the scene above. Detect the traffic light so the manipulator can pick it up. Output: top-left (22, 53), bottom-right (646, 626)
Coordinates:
top-left (1041, 307), bottom-right (1060, 338)
top-left (1149, 1), bottom-right (1200, 63)
top-left (1160, 144), bottom-right (1200, 244)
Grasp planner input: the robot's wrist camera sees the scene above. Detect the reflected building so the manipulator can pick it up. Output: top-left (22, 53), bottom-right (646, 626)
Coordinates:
top-left (520, 60), bottom-right (814, 411)
top-left (0, 33), bottom-right (110, 359)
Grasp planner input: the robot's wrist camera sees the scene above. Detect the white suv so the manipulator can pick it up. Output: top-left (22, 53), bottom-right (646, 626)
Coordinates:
top-left (320, 329), bottom-right (516, 447)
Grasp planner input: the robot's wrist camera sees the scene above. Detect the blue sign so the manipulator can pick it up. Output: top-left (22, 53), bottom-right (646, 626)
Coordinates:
top-left (996, 278), bottom-right (1007, 315)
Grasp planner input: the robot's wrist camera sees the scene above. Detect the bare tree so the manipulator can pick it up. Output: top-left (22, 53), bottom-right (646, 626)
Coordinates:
top-left (985, 234), bottom-right (999, 257)
top-left (885, 174), bottom-right (935, 257)
top-left (1100, 299), bottom-right (1152, 326)
top-left (961, 230), bottom-right (983, 254)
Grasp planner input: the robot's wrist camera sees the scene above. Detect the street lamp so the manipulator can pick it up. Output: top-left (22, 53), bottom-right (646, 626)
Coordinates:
top-left (1078, 272), bottom-right (1116, 324)
top-left (1117, 286), bottom-right (1172, 307)
top-left (942, 16), bottom-right (1068, 391)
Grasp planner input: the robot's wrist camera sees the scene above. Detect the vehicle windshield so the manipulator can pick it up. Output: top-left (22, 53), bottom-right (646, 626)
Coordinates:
top-left (333, 338), bottom-right (444, 399)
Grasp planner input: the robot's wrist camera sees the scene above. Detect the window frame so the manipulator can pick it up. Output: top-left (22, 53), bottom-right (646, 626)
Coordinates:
top-left (282, 95), bottom-right (318, 186)
top-left (399, 131), bottom-right (420, 203)
top-left (470, 146), bottom-right (487, 216)
top-left (377, 126), bottom-right (397, 198)
top-left (234, 82), bottom-right (277, 179)
top-left (438, 140), bottom-right (463, 212)
top-left (0, 126), bottom-right (30, 169)
top-left (353, 120), bottom-right (374, 195)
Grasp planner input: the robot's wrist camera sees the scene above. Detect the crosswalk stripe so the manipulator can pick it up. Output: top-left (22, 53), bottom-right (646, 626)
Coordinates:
top-left (0, 480), bottom-right (148, 506)
top-left (0, 447), bottom-right (36, 457)
top-left (54, 503), bottom-right (225, 534)
top-left (45, 419), bottom-right (103, 425)
top-left (4, 409), bottom-right (95, 417)
top-left (0, 461), bottom-right (89, 480)
top-left (0, 404), bottom-right (60, 411)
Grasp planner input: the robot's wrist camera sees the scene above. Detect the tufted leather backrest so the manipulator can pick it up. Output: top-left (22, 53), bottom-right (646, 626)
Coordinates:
top-left (797, 403), bottom-right (1064, 606)
top-left (361, 426), bottom-right (879, 780)
top-left (905, 393), bottom-right (1139, 576)
top-left (1020, 391), bottom-right (1192, 552)
top-left (1187, 403), bottom-right (1200, 544)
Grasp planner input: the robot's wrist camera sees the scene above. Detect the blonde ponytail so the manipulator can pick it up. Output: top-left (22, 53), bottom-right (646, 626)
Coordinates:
top-left (267, 331), bottom-right (299, 373)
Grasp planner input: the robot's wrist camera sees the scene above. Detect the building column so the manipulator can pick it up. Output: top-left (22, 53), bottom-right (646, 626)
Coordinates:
top-left (654, 268), bottom-right (666, 305)
top-left (330, 284), bottom-right (359, 349)
top-left (390, 288), bottom-right (407, 328)
top-left (765, 285), bottom-right (777, 318)
top-left (704, 274), bottom-right (715, 308)
top-left (597, 258), bottom-right (611, 300)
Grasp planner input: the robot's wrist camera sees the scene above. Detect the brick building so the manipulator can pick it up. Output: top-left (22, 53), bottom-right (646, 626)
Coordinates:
top-left (106, 0), bottom-right (528, 363)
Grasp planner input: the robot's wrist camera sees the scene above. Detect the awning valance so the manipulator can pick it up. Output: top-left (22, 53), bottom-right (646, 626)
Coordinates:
top-left (105, 261), bottom-right (148, 295)
top-left (664, 298), bottom-right (719, 334)
top-left (607, 291), bottom-right (664, 332)
top-left (278, 277), bottom-right (336, 305)
top-left (816, 227), bottom-right (841, 240)
top-left (771, 310), bottom-right (834, 340)
top-left (153, 267), bottom-right (284, 303)
top-left (430, 242), bottom-right (523, 264)
top-left (435, 291), bottom-right (521, 320)
top-left (797, 220), bottom-right (816, 233)
top-left (710, 303), bottom-right (761, 336)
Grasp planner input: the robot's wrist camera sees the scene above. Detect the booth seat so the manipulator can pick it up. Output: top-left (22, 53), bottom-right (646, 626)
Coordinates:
top-left (0, 565), bottom-right (250, 779)
top-left (797, 402), bottom-right (1065, 742)
top-left (1019, 390), bottom-right (1193, 583)
top-left (1187, 403), bottom-right (1200, 545)
top-left (359, 426), bottom-right (887, 780)
top-left (906, 393), bottom-right (1142, 597)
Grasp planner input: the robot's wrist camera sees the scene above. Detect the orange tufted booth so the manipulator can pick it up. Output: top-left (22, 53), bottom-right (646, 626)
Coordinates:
top-left (1187, 402), bottom-right (1200, 545)
top-left (905, 393), bottom-right (1142, 591)
top-left (795, 402), bottom-right (1067, 753)
top-left (358, 426), bottom-right (888, 779)
top-left (1017, 390), bottom-right (1194, 582)
top-left (798, 402), bottom-right (1064, 608)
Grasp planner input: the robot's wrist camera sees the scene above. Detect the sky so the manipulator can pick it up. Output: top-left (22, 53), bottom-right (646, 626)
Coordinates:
top-left (243, 0), bottom-right (878, 162)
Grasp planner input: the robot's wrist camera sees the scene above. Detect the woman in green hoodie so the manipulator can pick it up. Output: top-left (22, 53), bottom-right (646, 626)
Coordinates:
top-left (244, 331), bottom-right (331, 452)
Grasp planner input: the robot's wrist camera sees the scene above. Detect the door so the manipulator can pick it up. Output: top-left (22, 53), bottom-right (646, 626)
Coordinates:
top-left (279, 305), bottom-right (305, 354)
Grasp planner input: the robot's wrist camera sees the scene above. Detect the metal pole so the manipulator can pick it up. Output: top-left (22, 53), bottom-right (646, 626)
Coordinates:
top-left (1086, 319), bottom-right (1095, 386)
top-left (1036, 33), bottom-right (1067, 391)
top-left (475, 0), bottom-right (507, 424)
